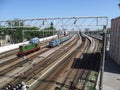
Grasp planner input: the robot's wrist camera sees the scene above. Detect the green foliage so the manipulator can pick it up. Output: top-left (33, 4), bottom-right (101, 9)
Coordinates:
top-left (0, 19), bottom-right (56, 43)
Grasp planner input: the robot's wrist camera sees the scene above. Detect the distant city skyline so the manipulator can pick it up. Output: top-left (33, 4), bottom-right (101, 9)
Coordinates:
top-left (0, 0), bottom-right (120, 26)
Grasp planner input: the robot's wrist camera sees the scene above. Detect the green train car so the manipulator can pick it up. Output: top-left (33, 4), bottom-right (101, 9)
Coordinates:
top-left (17, 43), bottom-right (40, 56)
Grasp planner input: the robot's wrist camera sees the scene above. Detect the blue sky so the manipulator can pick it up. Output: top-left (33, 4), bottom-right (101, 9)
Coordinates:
top-left (0, 0), bottom-right (120, 21)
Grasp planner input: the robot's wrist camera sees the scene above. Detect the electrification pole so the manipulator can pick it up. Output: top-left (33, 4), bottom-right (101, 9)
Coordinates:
top-left (22, 30), bottom-right (24, 42)
top-left (99, 25), bottom-right (107, 90)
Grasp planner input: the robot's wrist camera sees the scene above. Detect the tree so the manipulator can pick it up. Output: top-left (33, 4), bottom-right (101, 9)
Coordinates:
top-left (0, 19), bottom-right (57, 43)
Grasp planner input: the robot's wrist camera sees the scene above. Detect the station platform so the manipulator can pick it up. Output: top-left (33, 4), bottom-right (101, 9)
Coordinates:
top-left (0, 35), bottom-right (57, 54)
top-left (103, 52), bottom-right (120, 90)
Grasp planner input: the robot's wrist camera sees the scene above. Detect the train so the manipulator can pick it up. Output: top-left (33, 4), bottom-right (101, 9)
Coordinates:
top-left (49, 36), bottom-right (71, 47)
top-left (17, 38), bottom-right (40, 57)
top-left (17, 36), bottom-right (71, 56)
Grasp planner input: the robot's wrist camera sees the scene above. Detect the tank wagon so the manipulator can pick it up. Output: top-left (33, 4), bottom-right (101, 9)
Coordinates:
top-left (49, 36), bottom-right (71, 47)
top-left (3, 82), bottom-right (26, 90)
top-left (17, 38), bottom-right (40, 57)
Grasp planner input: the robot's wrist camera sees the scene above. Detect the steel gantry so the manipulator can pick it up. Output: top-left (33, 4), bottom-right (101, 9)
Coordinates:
top-left (0, 16), bottom-right (108, 30)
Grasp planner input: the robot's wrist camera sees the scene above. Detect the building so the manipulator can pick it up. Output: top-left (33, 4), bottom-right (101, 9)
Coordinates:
top-left (109, 17), bottom-right (120, 64)
top-left (0, 40), bottom-right (7, 46)
top-left (0, 35), bottom-right (11, 46)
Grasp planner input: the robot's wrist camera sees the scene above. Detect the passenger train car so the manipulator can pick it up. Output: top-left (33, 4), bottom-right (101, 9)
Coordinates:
top-left (49, 36), bottom-right (71, 48)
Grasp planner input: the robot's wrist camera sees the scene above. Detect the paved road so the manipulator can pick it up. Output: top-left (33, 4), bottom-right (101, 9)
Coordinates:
top-left (103, 52), bottom-right (120, 90)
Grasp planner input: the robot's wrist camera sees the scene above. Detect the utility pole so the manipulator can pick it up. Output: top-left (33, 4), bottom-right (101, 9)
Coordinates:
top-left (99, 25), bottom-right (107, 90)
top-left (43, 29), bottom-right (44, 38)
top-left (22, 30), bottom-right (24, 42)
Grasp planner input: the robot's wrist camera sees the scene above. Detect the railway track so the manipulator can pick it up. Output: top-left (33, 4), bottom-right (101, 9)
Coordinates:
top-left (0, 36), bottom-right (66, 69)
top-left (58, 37), bottom-right (90, 90)
top-left (0, 41), bottom-right (47, 60)
top-left (0, 57), bottom-right (20, 68)
top-left (0, 41), bottom-right (49, 65)
top-left (0, 35), bottom-right (76, 89)
top-left (26, 35), bottom-right (83, 90)
top-left (11, 35), bottom-right (78, 86)
top-left (29, 34), bottom-right (81, 90)
top-left (1, 35), bottom-right (102, 90)
top-left (0, 36), bottom-right (66, 75)
top-left (0, 47), bottom-right (50, 88)
top-left (34, 49), bottom-right (77, 90)
top-left (72, 38), bottom-right (101, 90)
top-left (35, 36), bottom-right (102, 90)
top-left (0, 36), bottom-right (66, 88)
top-left (77, 39), bottom-right (97, 89)
top-left (0, 47), bottom-right (49, 75)
top-left (0, 36), bottom-right (59, 61)
top-left (0, 49), bottom-right (18, 60)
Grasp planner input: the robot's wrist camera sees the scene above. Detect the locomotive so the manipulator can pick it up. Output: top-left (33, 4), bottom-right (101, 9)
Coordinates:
top-left (17, 38), bottom-right (40, 57)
